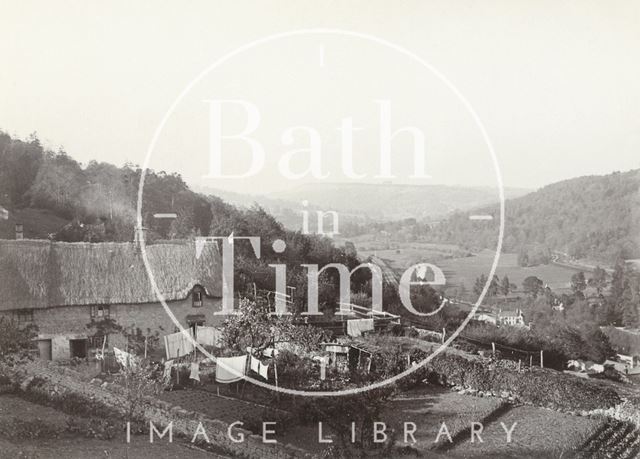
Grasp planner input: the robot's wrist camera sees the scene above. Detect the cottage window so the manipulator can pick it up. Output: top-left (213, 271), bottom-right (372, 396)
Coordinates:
top-left (91, 305), bottom-right (110, 319)
top-left (192, 289), bottom-right (203, 308)
top-left (16, 309), bottom-right (34, 323)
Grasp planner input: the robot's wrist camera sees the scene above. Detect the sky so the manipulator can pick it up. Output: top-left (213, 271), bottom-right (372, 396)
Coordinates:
top-left (1, 1), bottom-right (639, 195)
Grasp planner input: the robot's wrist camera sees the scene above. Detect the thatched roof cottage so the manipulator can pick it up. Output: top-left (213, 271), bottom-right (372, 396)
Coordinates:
top-left (0, 239), bottom-right (222, 360)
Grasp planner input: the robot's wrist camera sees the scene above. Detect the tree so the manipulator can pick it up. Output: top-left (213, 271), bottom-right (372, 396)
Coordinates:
top-left (610, 259), bottom-right (627, 304)
top-left (500, 275), bottom-right (511, 296)
top-left (571, 271), bottom-right (587, 299)
top-left (522, 276), bottom-right (544, 298)
top-left (114, 360), bottom-right (162, 423)
top-left (473, 274), bottom-right (488, 297)
top-left (622, 302), bottom-right (639, 328)
top-left (588, 266), bottom-right (608, 295)
top-left (488, 275), bottom-right (500, 297)
top-left (221, 298), bottom-right (326, 354)
top-left (621, 275), bottom-right (640, 327)
top-left (0, 317), bottom-right (38, 365)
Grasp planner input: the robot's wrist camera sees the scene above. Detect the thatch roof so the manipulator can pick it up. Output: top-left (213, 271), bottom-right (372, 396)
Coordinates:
top-left (0, 239), bottom-right (222, 311)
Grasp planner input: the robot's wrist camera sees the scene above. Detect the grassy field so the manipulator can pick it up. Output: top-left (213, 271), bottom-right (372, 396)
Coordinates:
top-left (354, 240), bottom-right (471, 264)
top-left (363, 247), bottom-right (583, 294)
top-left (445, 405), bottom-right (606, 458)
top-left (437, 250), bottom-right (583, 293)
top-left (381, 385), bottom-right (508, 453)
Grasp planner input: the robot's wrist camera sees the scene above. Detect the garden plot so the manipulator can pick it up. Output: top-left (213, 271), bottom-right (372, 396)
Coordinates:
top-left (445, 405), bottom-right (606, 458)
top-left (381, 385), bottom-right (507, 453)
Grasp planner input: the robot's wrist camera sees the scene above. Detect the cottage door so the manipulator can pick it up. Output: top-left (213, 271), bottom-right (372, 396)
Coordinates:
top-left (37, 339), bottom-right (52, 361)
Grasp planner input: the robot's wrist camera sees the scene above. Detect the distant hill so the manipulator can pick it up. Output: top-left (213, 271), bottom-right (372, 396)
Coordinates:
top-left (198, 182), bottom-right (530, 225)
top-left (430, 169), bottom-right (640, 264)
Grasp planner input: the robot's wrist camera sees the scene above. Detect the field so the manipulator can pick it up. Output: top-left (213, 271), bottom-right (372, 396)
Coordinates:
top-left (437, 250), bottom-right (584, 293)
top-left (381, 385), bottom-right (507, 453)
top-left (0, 393), bottom-right (219, 458)
top-left (445, 405), bottom-right (606, 458)
top-left (361, 246), bottom-right (583, 294)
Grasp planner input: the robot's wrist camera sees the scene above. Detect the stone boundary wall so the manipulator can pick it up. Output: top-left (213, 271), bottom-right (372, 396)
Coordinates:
top-left (0, 360), bottom-right (314, 459)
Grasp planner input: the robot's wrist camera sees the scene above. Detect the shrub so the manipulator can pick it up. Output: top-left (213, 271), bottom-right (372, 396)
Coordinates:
top-left (423, 352), bottom-right (621, 411)
top-left (273, 350), bottom-right (317, 388)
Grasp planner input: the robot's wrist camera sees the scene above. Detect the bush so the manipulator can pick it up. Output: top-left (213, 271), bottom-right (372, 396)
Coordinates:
top-left (273, 350), bottom-right (317, 388)
top-left (423, 351), bottom-right (621, 411)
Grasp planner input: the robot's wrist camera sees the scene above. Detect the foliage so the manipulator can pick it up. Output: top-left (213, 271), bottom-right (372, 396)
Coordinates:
top-left (428, 169), bottom-right (640, 263)
top-left (420, 350), bottom-right (621, 411)
top-left (464, 319), bottom-right (613, 368)
top-left (221, 298), bottom-right (294, 352)
top-left (221, 298), bottom-right (328, 354)
top-left (522, 276), bottom-right (544, 298)
top-left (0, 317), bottom-right (38, 364)
top-left (272, 350), bottom-right (318, 389)
top-left (113, 360), bottom-right (162, 422)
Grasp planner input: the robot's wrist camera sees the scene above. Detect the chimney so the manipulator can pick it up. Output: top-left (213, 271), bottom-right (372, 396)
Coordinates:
top-left (15, 223), bottom-right (23, 240)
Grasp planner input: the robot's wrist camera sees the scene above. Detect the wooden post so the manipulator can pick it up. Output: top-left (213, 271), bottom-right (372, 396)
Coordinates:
top-left (144, 337), bottom-right (148, 359)
top-left (492, 342), bottom-right (496, 355)
top-left (529, 354), bottom-right (533, 369)
top-left (540, 350), bottom-right (544, 369)
top-left (274, 360), bottom-right (280, 402)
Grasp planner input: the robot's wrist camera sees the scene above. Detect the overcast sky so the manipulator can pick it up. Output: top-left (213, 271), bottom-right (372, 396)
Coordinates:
top-left (1, 1), bottom-right (639, 194)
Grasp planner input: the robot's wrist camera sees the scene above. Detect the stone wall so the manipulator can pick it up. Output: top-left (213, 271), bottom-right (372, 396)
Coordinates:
top-left (0, 359), bottom-right (313, 459)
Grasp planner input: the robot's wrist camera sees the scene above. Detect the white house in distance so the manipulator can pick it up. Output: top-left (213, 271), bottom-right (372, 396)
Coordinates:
top-left (473, 308), bottom-right (526, 328)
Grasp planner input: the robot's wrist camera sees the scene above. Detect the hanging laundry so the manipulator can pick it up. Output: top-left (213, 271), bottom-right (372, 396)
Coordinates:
top-left (189, 362), bottom-right (200, 382)
top-left (164, 329), bottom-right (195, 359)
top-left (250, 355), bottom-right (260, 373)
top-left (215, 356), bottom-right (247, 383)
top-left (196, 326), bottom-right (222, 347)
top-left (346, 319), bottom-right (374, 337)
top-left (262, 348), bottom-right (279, 358)
top-left (258, 361), bottom-right (269, 379)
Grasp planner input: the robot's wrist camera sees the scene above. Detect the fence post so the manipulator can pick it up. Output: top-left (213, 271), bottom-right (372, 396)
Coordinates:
top-left (529, 355), bottom-right (533, 369)
top-left (492, 342), bottom-right (496, 355)
top-left (540, 350), bottom-right (544, 369)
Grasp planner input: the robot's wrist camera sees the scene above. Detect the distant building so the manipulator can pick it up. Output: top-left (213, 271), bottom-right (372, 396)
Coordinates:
top-left (474, 311), bottom-right (498, 325)
top-left (497, 309), bottom-right (526, 327)
top-left (0, 239), bottom-right (223, 361)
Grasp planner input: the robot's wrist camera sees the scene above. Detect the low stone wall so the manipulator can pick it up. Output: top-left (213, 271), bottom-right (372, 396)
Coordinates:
top-left (0, 359), bottom-right (313, 459)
